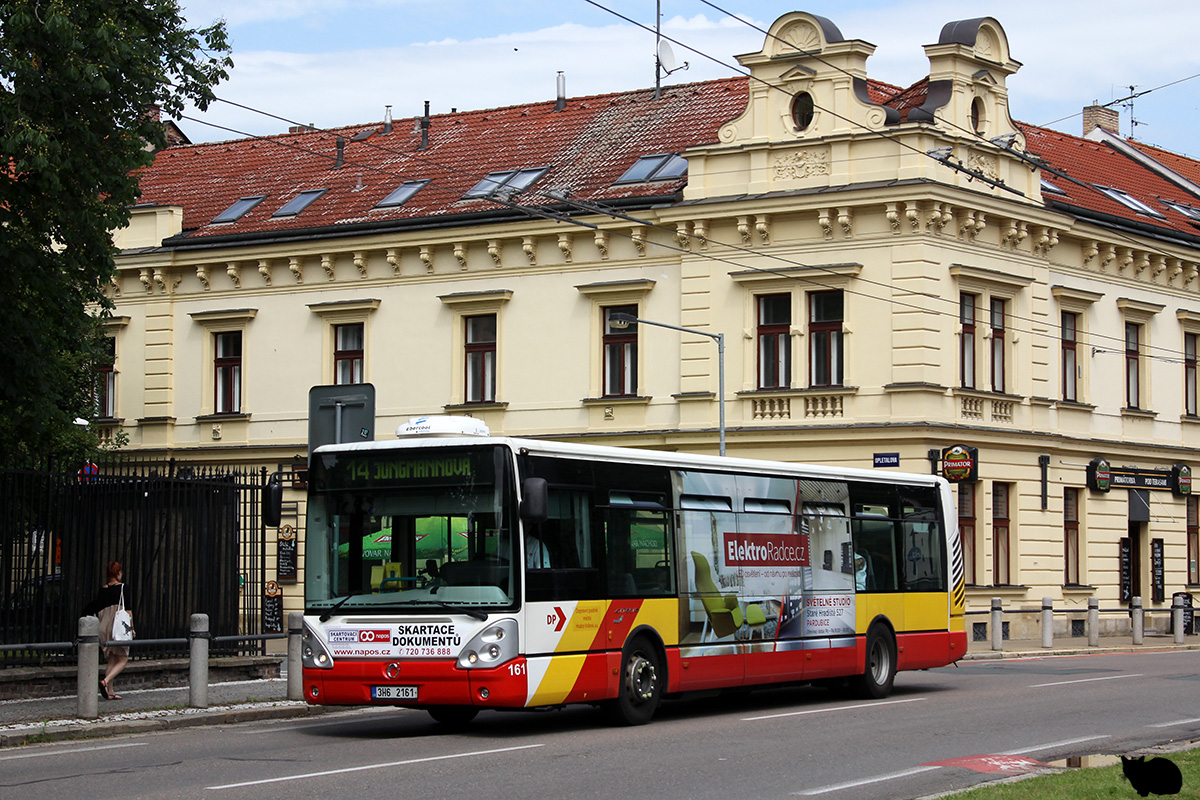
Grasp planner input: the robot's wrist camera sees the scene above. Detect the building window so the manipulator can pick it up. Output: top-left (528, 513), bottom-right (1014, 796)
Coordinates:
top-left (1125, 322), bottom-right (1142, 409)
top-left (992, 482), bottom-right (1011, 585)
top-left (990, 297), bottom-right (1006, 393)
top-left (334, 323), bottom-right (364, 385)
top-left (958, 484), bottom-right (976, 585)
top-left (1188, 496), bottom-right (1199, 585)
top-left (757, 294), bottom-right (791, 389)
top-left (465, 314), bottom-right (497, 403)
top-left (809, 291), bottom-right (843, 387)
top-left (792, 92), bottom-right (815, 130)
top-left (960, 293), bottom-right (977, 389)
top-left (1064, 487), bottom-right (1080, 585)
top-left (603, 306), bottom-right (638, 397)
top-left (95, 337), bottom-right (116, 418)
top-left (1187, 333), bottom-right (1198, 417)
top-left (1062, 312), bottom-right (1078, 402)
top-left (214, 331), bottom-right (242, 414)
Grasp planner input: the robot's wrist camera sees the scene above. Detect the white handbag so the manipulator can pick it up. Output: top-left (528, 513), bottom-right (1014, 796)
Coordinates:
top-left (111, 585), bottom-right (133, 644)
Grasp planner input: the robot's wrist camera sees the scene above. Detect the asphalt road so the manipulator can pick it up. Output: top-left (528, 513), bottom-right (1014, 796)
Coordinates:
top-left (2, 649), bottom-right (1197, 800)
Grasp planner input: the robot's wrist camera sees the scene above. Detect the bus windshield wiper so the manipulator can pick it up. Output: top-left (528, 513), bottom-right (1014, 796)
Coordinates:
top-left (392, 599), bottom-right (488, 621)
top-left (319, 595), bottom-right (354, 622)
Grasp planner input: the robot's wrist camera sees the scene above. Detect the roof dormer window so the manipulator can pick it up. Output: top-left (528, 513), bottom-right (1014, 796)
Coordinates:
top-left (463, 168), bottom-right (547, 200)
top-left (272, 189), bottom-right (327, 218)
top-left (212, 195), bottom-right (266, 224)
top-left (1095, 186), bottom-right (1165, 219)
top-left (614, 153), bottom-right (688, 184)
top-left (1162, 199), bottom-right (1200, 222)
top-left (375, 180), bottom-right (429, 208)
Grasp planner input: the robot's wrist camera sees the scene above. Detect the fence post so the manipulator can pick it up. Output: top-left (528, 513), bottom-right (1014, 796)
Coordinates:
top-left (991, 597), bottom-right (1004, 651)
top-left (1088, 596), bottom-right (1100, 647)
top-left (1131, 597), bottom-right (1144, 645)
top-left (77, 616), bottom-right (99, 719)
top-left (190, 613), bottom-right (209, 709)
top-left (288, 611), bottom-right (304, 701)
top-left (1173, 596), bottom-right (1186, 645)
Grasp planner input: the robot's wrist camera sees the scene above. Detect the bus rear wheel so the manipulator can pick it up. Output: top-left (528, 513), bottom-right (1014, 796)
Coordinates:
top-left (428, 705), bottom-right (479, 727)
top-left (852, 623), bottom-right (896, 699)
top-left (604, 636), bottom-right (663, 726)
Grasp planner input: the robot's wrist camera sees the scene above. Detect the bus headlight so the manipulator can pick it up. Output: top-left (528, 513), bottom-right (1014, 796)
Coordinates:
top-left (456, 618), bottom-right (518, 669)
top-left (302, 622), bottom-right (335, 670)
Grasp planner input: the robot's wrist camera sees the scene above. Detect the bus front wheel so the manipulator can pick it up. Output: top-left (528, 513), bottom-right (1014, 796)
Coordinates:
top-left (853, 623), bottom-right (896, 699)
top-left (604, 636), bottom-right (663, 726)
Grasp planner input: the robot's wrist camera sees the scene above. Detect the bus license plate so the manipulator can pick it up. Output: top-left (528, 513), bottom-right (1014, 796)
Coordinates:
top-left (371, 685), bottom-right (418, 701)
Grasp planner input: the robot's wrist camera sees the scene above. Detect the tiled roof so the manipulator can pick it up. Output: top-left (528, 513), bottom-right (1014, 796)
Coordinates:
top-left (133, 73), bottom-right (1200, 248)
top-left (135, 78), bottom-right (749, 241)
top-left (1020, 122), bottom-right (1200, 240)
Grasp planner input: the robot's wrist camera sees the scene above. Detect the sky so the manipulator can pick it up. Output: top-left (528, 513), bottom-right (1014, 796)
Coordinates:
top-left (177, 0), bottom-right (1200, 157)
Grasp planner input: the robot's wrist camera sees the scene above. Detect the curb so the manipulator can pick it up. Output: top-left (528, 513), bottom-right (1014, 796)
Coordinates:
top-left (0, 701), bottom-right (331, 748)
top-left (961, 642), bottom-right (1200, 661)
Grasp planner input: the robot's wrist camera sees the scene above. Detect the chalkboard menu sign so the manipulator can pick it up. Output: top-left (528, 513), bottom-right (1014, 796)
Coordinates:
top-left (1119, 537), bottom-right (1132, 603)
top-left (1151, 538), bottom-right (1165, 603)
top-left (277, 524), bottom-right (298, 583)
top-left (264, 581), bottom-right (283, 633)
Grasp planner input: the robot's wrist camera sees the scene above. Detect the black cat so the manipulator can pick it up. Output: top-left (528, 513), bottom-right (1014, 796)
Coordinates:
top-left (1121, 755), bottom-right (1183, 797)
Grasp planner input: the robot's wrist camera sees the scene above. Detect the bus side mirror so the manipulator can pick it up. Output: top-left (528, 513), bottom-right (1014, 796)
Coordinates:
top-left (263, 475), bottom-right (284, 528)
top-left (520, 477), bottom-right (548, 524)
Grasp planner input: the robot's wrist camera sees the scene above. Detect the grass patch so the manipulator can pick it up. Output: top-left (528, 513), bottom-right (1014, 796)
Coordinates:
top-left (946, 746), bottom-right (1200, 799)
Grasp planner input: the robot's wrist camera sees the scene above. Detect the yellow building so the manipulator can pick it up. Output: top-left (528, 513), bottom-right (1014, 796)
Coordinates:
top-left (107, 13), bottom-right (1200, 635)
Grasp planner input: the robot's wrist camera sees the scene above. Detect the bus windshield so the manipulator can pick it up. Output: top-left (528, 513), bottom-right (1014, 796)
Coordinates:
top-left (304, 444), bottom-right (518, 613)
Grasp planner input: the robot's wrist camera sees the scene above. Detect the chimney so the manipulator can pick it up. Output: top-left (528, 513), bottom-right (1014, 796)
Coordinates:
top-left (419, 100), bottom-right (430, 151)
top-left (383, 105), bottom-right (393, 135)
top-left (555, 71), bottom-right (566, 112)
top-left (333, 136), bottom-right (345, 169)
top-left (1083, 103), bottom-right (1120, 137)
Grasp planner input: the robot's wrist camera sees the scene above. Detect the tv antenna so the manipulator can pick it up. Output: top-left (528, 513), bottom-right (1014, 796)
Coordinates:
top-left (654, 0), bottom-right (689, 99)
top-left (1120, 84), bottom-right (1147, 136)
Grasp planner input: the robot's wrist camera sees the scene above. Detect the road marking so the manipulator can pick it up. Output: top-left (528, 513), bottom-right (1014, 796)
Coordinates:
top-left (206, 744), bottom-right (544, 789)
top-left (794, 765), bottom-right (941, 795)
top-left (999, 735), bottom-right (1109, 755)
top-left (1030, 673), bottom-right (1143, 688)
top-left (0, 741), bottom-right (147, 761)
top-left (743, 697), bottom-right (924, 721)
top-left (1149, 717), bottom-right (1200, 728)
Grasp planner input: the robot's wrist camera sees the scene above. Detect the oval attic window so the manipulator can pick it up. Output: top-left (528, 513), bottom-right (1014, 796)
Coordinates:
top-left (792, 92), bottom-right (815, 131)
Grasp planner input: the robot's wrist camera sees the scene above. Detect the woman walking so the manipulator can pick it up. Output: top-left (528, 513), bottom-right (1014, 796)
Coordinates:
top-left (83, 561), bottom-right (134, 700)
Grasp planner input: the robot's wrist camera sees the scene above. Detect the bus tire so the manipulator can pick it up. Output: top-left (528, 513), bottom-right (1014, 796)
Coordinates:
top-left (604, 636), bottom-right (663, 726)
top-left (853, 623), bottom-right (896, 699)
top-left (428, 705), bottom-right (479, 726)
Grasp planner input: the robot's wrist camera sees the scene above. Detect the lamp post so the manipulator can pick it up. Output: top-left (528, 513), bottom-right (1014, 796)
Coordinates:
top-left (611, 313), bottom-right (725, 456)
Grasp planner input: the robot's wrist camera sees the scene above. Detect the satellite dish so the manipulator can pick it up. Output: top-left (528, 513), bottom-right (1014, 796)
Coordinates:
top-left (657, 40), bottom-right (676, 73)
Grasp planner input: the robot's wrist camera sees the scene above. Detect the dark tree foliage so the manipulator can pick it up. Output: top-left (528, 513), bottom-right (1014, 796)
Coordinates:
top-left (0, 1), bottom-right (231, 461)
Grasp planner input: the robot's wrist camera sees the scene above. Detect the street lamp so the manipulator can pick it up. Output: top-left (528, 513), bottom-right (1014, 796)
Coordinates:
top-left (610, 312), bottom-right (725, 456)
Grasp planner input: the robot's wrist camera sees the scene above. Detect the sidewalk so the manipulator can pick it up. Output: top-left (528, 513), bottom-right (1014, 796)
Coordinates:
top-left (963, 631), bottom-right (1200, 660)
top-left (0, 660), bottom-right (330, 747)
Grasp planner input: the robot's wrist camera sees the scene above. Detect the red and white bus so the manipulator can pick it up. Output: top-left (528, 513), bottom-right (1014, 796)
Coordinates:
top-left (295, 417), bottom-right (967, 725)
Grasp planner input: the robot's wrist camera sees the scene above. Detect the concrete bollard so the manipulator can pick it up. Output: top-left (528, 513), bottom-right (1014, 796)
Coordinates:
top-left (1131, 597), bottom-right (1144, 645)
top-left (991, 597), bottom-right (1004, 651)
top-left (1041, 597), bottom-right (1054, 648)
top-left (288, 611), bottom-right (304, 701)
top-left (1088, 597), bottom-right (1100, 647)
top-left (1173, 598), bottom-right (1186, 645)
top-left (189, 613), bottom-right (209, 709)
top-left (77, 615), bottom-right (100, 719)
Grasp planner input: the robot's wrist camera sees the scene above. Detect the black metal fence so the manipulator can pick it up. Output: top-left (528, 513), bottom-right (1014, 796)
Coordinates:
top-left (0, 456), bottom-right (267, 666)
